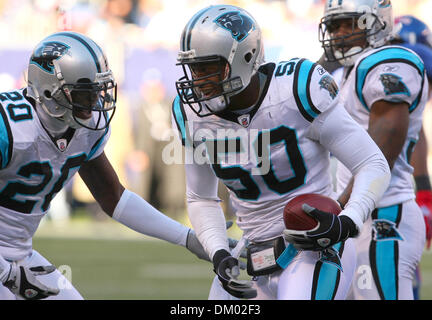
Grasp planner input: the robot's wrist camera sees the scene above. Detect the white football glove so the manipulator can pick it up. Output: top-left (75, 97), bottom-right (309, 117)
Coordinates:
top-left (2, 262), bottom-right (60, 300)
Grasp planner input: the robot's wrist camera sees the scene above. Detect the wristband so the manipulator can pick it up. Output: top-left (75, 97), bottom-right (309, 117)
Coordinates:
top-left (415, 175), bottom-right (432, 191)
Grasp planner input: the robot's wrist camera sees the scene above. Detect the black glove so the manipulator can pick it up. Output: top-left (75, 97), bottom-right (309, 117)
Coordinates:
top-left (212, 249), bottom-right (257, 299)
top-left (283, 203), bottom-right (358, 251)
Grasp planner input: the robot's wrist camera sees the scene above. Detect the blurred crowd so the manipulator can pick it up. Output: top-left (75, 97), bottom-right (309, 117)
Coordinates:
top-left (0, 0), bottom-right (430, 222)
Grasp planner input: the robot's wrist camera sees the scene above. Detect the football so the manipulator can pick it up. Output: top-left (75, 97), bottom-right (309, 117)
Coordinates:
top-left (283, 193), bottom-right (342, 231)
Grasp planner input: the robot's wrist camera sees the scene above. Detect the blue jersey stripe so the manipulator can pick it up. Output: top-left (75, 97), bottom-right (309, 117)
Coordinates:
top-left (172, 96), bottom-right (190, 146)
top-left (293, 59), bottom-right (320, 122)
top-left (356, 47), bottom-right (425, 112)
top-left (375, 239), bottom-right (398, 300)
top-left (400, 43), bottom-right (432, 81)
top-left (297, 60), bottom-right (320, 118)
top-left (86, 127), bottom-right (109, 161)
top-left (312, 260), bottom-right (340, 300)
top-left (370, 205), bottom-right (401, 300)
top-left (377, 204), bottom-right (400, 222)
top-left (0, 104), bottom-right (13, 168)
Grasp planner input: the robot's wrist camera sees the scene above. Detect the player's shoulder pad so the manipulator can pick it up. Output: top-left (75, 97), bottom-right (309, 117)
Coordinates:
top-left (355, 46), bottom-right (426, 111)
top-left (271, 58), bottom-right (339, 123)
top-left (86, 125), bottom-right (110, 161)
top-left (292, 58), bottom-right (339, 122)
top-left (0, 93), bottom-right (16, 169)
top-left (400, 42), bottom-right (432, 82)
top-left (172, 95), bottom-right (193, 147)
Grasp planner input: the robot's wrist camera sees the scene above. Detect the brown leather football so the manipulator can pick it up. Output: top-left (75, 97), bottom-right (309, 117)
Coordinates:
top-left (283, 193), bottom-right (342, 231)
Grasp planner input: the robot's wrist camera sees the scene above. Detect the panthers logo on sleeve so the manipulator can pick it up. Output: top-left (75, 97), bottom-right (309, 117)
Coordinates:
top-left (379, 73), bottom-right (411, 97)
top-left (30, 41), bottom-right (70, 74)
top-left (319, 75), bottom-right (339, 100)
top-left (214, 11), bottom-right (255, 42)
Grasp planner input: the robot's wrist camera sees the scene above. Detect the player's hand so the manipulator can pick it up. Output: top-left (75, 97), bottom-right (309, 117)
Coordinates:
top-left (3, 262), bottom-right (60, 300)
top-left (212, 249), bottom-right (257, 299)
top-left (186, 222), bottom-right (246, 265)
top-left (283, 204), bottom-right (358, 251)
top-left (416, 190), bottom-right (432, 249)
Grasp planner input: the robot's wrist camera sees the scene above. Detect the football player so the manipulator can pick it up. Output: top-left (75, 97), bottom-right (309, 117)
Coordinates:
top-left (0, 31), bottom-right (236, 300)
top-left (173, 4), bottom-right (391, 300)
top-left (319, 0), bottom-right (429, 299)
top-left (392, 14), bottom-right (432, 299)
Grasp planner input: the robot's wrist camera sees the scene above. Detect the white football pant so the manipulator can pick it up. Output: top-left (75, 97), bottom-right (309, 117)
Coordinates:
top-left (347, 199), bottom-right (425, 300)
top-left (209, 238), bottom-right (356, 300)
top-left (0, 249), bottom-right (83, 300)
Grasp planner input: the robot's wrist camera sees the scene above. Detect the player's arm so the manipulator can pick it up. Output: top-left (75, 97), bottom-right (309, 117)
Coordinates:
top-left (411, 127), bottom-right (429, 178)
top-left (284, 64), bottom-right (390, 250)
top-left (185, 159), bottom-right (256, 298)
top-left (284, 102), bottom-right (391, 250)
top-left (337, 99), bottom-right (409, 206)
top-left (412, 124), bottom-right (432, 249)
top-left (339, 56), bottom-right (425, 206)
top-left (78, 151), bottom-right (213, 261)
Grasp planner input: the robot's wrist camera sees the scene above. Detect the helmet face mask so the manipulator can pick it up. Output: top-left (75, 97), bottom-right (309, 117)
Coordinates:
top-left (176, 55), bottom-right (242, 116)
top-left (176, 5), bottom-right (264, 117)
top-left (27, 32), bottom-right (117, 134)
top-left (56, 78), bottom-right (117, 130)
top-left (319, 0), bottom-right (394, 66)
top-left (320, 13), bottom-right (383, 64)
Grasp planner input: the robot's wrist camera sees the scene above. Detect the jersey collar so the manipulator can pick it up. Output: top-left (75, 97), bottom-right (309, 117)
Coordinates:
top-left (24, 88), bottom-right (76, 152)
top-left (214, 63), bottom-right (275, 125)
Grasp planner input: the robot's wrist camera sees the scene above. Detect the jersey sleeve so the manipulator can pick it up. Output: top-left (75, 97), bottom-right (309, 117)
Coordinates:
top-left (292, 59), bottom-right (340, 122)
top-left (171, 95), bottom-right (193, 147)
top-left (356, 47), bottom-right (426, 112)
top-left (86, 126), bottom-right (111, 161)
top-left (0, 104), bottom-right (13, 169)
top-left (309, 102), bottom-right (391, 230)
top-left (400, 43), bottom-right (432, 82)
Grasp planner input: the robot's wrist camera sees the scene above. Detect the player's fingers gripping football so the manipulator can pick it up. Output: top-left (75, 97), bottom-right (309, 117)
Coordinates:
top-left (3, 263), bottom-right (60, 300)
top-left (213, 249), bottom-right (257, 299)
top-left (284, 204), bottom-right (357, 251)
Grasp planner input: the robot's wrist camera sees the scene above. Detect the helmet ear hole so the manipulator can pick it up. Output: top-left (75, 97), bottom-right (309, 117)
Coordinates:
top-left (44, 90), bottom-right (52, 99)
top-left (244, 52), bottom-right (253, 63)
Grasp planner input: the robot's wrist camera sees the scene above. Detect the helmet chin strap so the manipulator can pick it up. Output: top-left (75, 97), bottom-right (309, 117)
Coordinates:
top-left (334, 46), bottom-right (365, 66)
top-left (204, 95), bottom-right (229, 114)
top-left (34, 102), bottom-right (70, 137)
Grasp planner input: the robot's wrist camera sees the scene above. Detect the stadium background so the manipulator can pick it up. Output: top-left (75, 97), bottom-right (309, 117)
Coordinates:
top-left (0, 0), bottom-right (431, 299)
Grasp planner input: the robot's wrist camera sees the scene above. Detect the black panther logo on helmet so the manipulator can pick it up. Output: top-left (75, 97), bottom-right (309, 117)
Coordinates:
top-left (30, 41), bottom-right (70, 74)
top-left (214, 11), bottom-right (255, 42)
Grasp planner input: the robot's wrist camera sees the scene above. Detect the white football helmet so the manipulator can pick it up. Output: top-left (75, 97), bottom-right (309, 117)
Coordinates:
top-left (175, 5), bottom-right (264, 117)
top-left (319, 0), bottom-right (394, 66)
top-left (27, 31), bottom-right (117, 135)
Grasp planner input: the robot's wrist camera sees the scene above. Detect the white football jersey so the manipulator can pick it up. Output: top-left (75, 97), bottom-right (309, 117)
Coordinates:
top-left (335, 45), bottom-right (429, 207)
top-left (0, 88), bottom-right (110, 260)
top-left (173, 59), bottom-right (361, 241)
